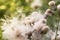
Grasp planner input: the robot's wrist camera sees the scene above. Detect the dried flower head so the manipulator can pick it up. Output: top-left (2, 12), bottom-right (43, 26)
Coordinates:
top-left (48, 1), bottom-right (55, 7)
top-left (31, 0), bottom-right (42, 9)
top-left (45, 9), bottom-right (54, 16)
top-left (57, 4), bottom-right (60, 11)
top-left (40, 26), bottom-right (49, 34)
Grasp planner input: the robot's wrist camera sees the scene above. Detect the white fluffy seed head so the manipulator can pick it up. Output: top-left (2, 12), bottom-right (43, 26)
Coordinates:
top-left (2, 11), bottom-right (49, 40)
top-left (41, 26), bottom-right (49, 32)
top-left (45, 9), bottom-right (52, 13)
top-left (48, 1), bottom-right (55, 6)
top-left (34, 25), bottom-right (42, 32)
top-left (57, 4), bottom-right (60, 11)
top-left (30, 11), bottom-right (44, 22)
top-left (40, 18), bottom-right (47, 23)
top-left (25, 17), bottom-right (34, 23)
top-left (31, 0), bottom-right (42, 9)
top-left (45, 9), bottom-right (53, 16)
top-left (22, 19), bottom-right (34, 26)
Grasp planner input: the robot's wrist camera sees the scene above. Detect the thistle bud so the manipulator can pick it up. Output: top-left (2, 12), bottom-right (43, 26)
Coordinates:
top-left (26, 31), bottom-right (32, 39)
top-left (31, 0), bottom-right (42, 9)
top-left (57, 4), bottom-right (60, 11)
top-left (40, 26), bottom-right (49, 34)
top-left (45, 9), bottom-right (54, 16)
top-left (36, 26), bottom-right (42, 32)
top-left (48, 1), bottom-right (55, 7)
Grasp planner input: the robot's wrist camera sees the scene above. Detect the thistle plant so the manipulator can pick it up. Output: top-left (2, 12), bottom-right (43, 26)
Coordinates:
top-left (0, 0), bottom-right (60, 40)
